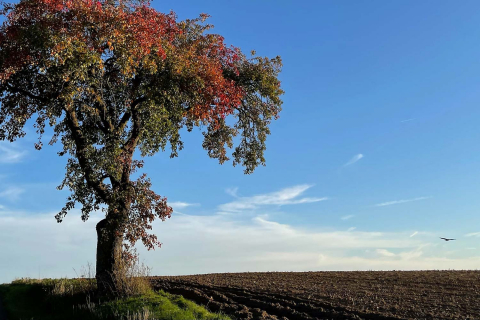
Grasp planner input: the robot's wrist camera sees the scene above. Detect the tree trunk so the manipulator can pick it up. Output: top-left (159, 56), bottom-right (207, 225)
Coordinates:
top-left (96, 218), bottom-right (124, 295)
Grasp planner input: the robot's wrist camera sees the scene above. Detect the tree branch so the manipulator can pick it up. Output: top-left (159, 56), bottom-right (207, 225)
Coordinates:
top-left (88, 79), bottom-right (114, 133)
top-left (5, 84), bottom-right (49, 103)
top-left (119, 96), bottom-right (146, 185)
top-left (131, 96), bottom-right (147, 109)
top-left (117, 110), bottom-right (131, 133)
top-left (63, 106), bottom-right (111, 202)
top-left (99, 173), bottom-right (110, 181)
top-left (94, 101), bottom-right (114, 133)
top-left (117, 96), bottom-right (145, 135)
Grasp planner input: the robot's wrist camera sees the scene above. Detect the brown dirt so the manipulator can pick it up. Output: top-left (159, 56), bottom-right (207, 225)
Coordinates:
top-left (151, 271), bottom-right (480, 320)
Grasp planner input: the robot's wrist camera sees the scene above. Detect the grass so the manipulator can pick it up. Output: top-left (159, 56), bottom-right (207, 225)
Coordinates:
top-left (0, 278), bottom-right (231, 320)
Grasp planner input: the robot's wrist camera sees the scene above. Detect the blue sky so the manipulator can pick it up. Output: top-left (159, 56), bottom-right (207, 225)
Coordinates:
top-left (1, 0), bottom-right (480, 282)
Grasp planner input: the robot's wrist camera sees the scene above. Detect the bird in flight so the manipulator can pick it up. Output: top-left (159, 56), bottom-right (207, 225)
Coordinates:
top-left (440, 237), bottom-right (456, 241)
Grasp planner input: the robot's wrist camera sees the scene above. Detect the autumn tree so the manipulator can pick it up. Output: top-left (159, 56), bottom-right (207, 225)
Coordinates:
top-left (0, 0), bottom-right (283, 294)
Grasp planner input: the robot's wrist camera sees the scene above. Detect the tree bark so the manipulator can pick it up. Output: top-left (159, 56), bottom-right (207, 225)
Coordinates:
top-left (96, 218), bottom-right (124, 295)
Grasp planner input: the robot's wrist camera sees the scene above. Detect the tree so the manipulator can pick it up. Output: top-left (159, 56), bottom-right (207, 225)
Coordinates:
top-left (0, 0), bottom-right (283, 294)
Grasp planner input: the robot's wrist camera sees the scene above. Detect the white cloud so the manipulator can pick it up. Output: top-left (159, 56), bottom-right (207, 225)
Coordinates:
top-left (376, 249), bottom-right (396, 257)
top-left (0, 187), bottom-right (25, 201)
top-left (169, 202), bottom-right (199, 211)
top-left (374, 196), bottom-right (431, 207)
top-left (0, 210), bottom-right (99, 283)
top-left (217, 184), bottom-right (327, 214)
top-left (343, 154), bottom-right (364, 167)
top-left (347, 227), bottom-right (356, 232)
top-left (145, 215), bottom-right (479, 275)
top-left (410, 231), bottom-right (418, 238)
top-left (252, 216), bottom-right (295, 235)
top-left (341, 215), bottom-right (354, 221)
top-left (398, 249), bottom-right (423, 260)
top-left (465, 232), bottom-right (480, 238)
top-left (375, 246), bottom-right (424, 260)
top-left (0, 144), bottom-right (27, 163)
top-left (400, 118), bottom-right (415, 123)
top-left (1, 209), bottom-right (479, 284)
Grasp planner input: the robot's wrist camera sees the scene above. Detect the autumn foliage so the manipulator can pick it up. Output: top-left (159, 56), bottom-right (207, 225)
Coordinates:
top-left (0, 0), bottom-right (283, 292)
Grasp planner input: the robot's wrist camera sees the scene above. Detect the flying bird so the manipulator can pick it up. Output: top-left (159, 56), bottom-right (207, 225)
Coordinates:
top-left (440, 237), bottom-right (456, 241)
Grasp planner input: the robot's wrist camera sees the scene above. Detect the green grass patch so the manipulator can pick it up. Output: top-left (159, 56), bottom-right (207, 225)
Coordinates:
top-left (0, 278), bottom-right (230, 320)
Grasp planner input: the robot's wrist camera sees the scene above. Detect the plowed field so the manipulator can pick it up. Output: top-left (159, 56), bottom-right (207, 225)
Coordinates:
top-left (151, 271), bottom-right (480, 320)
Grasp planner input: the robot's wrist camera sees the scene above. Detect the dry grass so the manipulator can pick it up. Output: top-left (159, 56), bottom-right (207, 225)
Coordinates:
top-left (108, 255), bottom-right (153, 297)
top-left (3, 259), bottom-right (230, 319)
top-left (3, 276), bottom-right (229, 320)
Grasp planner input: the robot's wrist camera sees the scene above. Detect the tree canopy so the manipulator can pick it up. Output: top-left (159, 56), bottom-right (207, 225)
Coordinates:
top-left (0, 0), bottom-right (283, 255)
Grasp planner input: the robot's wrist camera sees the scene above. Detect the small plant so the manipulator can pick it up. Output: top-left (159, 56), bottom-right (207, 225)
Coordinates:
top-left (50, 277), bottom-right (96, 296)
top-left (104, 250), bottom-right (154, 298)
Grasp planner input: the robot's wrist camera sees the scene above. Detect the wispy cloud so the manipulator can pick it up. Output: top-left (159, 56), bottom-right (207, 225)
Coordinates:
top-left (253, 216), bottom-right (295, 235)
top-left (0, 187), bottom-right (25, 202)
top-left (169, 202), bottom-right (199, 211)
top-left (465, 232), bottom-right (480, 238)
top-left (375, 247), bottom-right (424, 260)
top-left (341, 215), bottom-right (354, 221)
top-left (218, 185), bottom-right (327, 214)
top-left (343, 154), bottom-right (364, 167)
top-left (400, 118), bottom-right (415, 123)
top-left (398, 248), bottom-right (424, 260)
top-left (0, 144), bottom-right (27, 163)
top-left (374, 196), bottom-right (431, 207)
top-left (347, 227), bottom-right (356, 232)
top-left (376, 249), bottom-right (396, 257)
top-left (225, 187), bottom-right (239, 198)
top-left (410, 231), bottom-right (418, 238)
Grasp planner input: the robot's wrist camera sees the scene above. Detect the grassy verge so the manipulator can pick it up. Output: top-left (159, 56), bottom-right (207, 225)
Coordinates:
top-left (0, 278), bottom-right (230, 320)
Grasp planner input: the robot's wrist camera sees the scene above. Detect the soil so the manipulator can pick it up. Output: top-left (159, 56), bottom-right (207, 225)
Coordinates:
top-left (151, 270), bottom-right (480, 320)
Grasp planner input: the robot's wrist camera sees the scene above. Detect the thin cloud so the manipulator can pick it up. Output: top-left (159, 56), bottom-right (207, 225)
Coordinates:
top-left (0, 187), bottom-right (25, 202)
top-left (0, 144), bottom-right (27, 163)
top-left (218, 185), bottom-right (327, 214)
top-left (169, 202), bottom-right (199, 211)
top-left (341, 215), bottom-right (354, 221)
top-left (253, 216), bottom-right (295, 235)
top-left (465, 232), bottom-right (480, 238)
top-left (374, 197), bottom-right (431, 207)
top-left (410, 231), bottom-right (418, 238)
top-left (225, 187), bottom-right (239, 198)
top-left (347, 227), bottom-right (356, 232)
top-left (343, 154), bottom-right (364, 167)
top-left (398, 249), bottom-right (423, 260)
top-left (376, 249), bottom-right (396, 257)
top-left (400, 118), bottom-right (415, 123)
